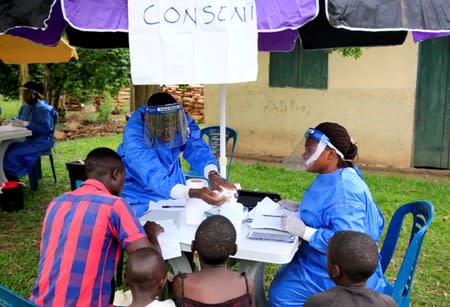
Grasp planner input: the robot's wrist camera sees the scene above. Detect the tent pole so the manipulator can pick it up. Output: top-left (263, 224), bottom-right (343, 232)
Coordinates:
top-left (219, 84), bottom-right (227, 178)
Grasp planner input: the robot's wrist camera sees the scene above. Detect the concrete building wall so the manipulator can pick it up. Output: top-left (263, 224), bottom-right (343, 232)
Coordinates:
top-left (204, 36), bottom-right (419, 168)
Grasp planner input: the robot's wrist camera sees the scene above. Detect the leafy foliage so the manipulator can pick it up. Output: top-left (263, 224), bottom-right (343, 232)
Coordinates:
top-left (330, 47), bottom-right (363, 59)
top-left (97, 91), bottom-right (113, 122)
top-left (0, 49), bottom-right (130, 113)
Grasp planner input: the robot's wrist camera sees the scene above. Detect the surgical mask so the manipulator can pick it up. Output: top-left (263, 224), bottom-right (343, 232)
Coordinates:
top-left (144, 103), bottom-right (189, 149)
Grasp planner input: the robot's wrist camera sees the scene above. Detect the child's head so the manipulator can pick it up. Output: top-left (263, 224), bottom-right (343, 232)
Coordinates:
top-left (192, 215), bottom-right (237, 265)
top-left (327, 230), bottom-right (379, 286)
top-left (125, 247), bottom-right (166, 297)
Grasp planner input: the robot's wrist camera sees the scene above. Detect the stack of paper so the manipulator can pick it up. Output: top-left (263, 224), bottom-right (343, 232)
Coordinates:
top-left (140, 219), bottom-right (182, 260)
top-left (249, 197), bottom-right (298, 231)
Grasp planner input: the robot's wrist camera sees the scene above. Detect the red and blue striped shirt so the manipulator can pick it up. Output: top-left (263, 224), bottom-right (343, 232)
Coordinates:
top-left (30, 179), bottom-right (146, 307)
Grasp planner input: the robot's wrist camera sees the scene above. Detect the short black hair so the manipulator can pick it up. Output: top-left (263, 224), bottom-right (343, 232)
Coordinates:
top-left (22, 81), bottom-right (44, 95)
top-left (85, 147), bottom-right (123, 178)
top-left (126, 247), bottom-right (165, 292)
top-left (147, 92), bottom-right (177, 106)
top-left (195, 215), bottom-right (236, 265)
top-left (328, 230), bottom-right (379, 283)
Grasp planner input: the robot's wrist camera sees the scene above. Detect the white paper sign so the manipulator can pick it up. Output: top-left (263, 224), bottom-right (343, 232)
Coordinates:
top-left (128, 0), bottom-right (258, 84)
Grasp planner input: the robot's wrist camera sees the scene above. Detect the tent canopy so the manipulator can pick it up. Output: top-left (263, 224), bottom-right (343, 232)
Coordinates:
top-left (0, 34), bottom-right (77, 64)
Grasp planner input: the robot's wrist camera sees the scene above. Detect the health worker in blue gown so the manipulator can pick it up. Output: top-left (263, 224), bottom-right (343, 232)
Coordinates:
top-left (3, 81), bottom-right (56, 180)
top-left (269, 122), bottom-right (386, 306)
top-left (117, 92), bottom-right (236, 217)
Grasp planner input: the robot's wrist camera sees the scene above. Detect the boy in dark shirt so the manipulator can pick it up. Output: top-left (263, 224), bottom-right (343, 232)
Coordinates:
top-left (304, 230), bottom-right (396, 307)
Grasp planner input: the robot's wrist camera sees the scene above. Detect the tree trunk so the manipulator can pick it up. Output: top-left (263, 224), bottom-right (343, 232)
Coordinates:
top-left (130, 84), bottom-right (160, 111)
top-left (18, 64), bottom-right (29, 100)
top-left (44, 64), bottom-right (52, 103)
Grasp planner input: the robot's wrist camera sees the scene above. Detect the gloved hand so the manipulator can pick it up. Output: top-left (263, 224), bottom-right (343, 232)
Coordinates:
top-left (208, 171), bottom-right (237, 192)
top-left (11, 119), bottom-right (29, 127)
top-left (281, 214), bottom-right (306, 238)
top-left (1, 119), bottom-right (12, 126)
top-left (189, 187), bottom-right (227, 205)
top-left (278, 199), bottom-right (300, 212)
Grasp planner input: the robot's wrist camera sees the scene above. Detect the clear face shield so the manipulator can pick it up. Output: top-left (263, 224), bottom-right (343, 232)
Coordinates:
top-left (283, 128), bottom-right (344, 171)
top-left (144, 103), bottom-right (190, 149)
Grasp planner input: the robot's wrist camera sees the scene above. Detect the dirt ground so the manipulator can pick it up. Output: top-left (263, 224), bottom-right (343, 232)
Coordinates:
top-left (55, 108), bottom-right (450, 180)
top-left (54, 107), bottom-right (125, 141)
top-left (235, 155), bottom-right (450, 180)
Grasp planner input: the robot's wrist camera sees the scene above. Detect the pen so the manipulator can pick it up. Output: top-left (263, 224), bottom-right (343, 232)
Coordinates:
top-left (162, 205), bottom-right (185, 208)
top-left (263, 214), bottom-right (283, 217)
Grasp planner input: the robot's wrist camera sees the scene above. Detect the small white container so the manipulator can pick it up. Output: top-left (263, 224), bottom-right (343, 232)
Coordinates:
top-left (186, 178), bottom-right (208, 189)
top-left (219, 198), bottom-right (244, 234)
top-left (185, 198), bottom-right (212, 226)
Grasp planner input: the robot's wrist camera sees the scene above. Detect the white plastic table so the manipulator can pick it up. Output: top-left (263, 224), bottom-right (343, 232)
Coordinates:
top-left (141, 209), bottom-right (300, 307)
top-left (0, 126), bottom-right (32, 183)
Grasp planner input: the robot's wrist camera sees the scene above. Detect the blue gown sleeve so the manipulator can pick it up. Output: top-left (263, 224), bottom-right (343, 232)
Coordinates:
top-left (182, 115), bottom-right (217, 177)
top-left (121, 108), bottom-right (183, 199)
top-left (307, 198), bottom-right (367, 255)
top-left (20, 103), bottom-right (53, 137)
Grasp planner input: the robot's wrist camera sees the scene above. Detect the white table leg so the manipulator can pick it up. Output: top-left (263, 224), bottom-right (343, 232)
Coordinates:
top-left (238, 260), bottom-right (268, 307)
top-left (0, 140), bottom-right (13, 183)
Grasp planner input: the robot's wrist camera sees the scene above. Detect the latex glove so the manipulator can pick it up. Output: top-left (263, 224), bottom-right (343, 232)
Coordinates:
top-left (278, 199), bottom-right (300, 212)
top-left (208, 171), bottom-right (237, 192)
top-left (281, 214), bottom-right (306, 238)
top-left (11, 119), bottom-right (29, 127)
top-left (189, 187), bottom-right (228, 205)
top-left (1, 119), bottom-right (12, 126)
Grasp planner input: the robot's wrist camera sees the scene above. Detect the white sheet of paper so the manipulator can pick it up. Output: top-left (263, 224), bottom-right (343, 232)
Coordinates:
top-left (140, 219), bottom-right (182, 260)
top-left (249, 197), bottom-right (298, 231)
top-left (248, 197), bottom-right (280, 219)
top-left (128, 0), bottom-right (258, 85)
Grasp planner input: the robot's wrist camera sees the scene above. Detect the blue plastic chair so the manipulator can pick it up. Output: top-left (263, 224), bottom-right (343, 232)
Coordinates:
top-left (0, 284), bottom-right (39, 306)
top-left (29, 109), bottom-right (58, 190)
top-left (187, 126), bottom-right (238, 180)
top-left (380, 200), bottom-right (434, 307)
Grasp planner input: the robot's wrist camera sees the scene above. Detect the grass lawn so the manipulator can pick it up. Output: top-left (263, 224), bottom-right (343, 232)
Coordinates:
top-left (0, 134), bottom-right (448, 306)
top-left (0, 98), bottom-right (21, 121)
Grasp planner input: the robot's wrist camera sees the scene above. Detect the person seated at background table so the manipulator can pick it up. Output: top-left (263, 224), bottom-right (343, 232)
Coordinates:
top-left (304, 230), bottom-right (396, 307)
top-left (117, 92), bottom-right (236, 217)
top-left (125, 247), bottom-right (176, 307)
top-left (30, 147), bottom-right (163, 307)
top-left (172, 215), bottom-right (256, 307)
top-left (268, 122), bottom-right (386, 306)
top-left (3, 81), bottom-right (56, 181)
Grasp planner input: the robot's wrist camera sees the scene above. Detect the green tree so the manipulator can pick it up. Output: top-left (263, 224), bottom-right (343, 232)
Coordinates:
top-left (0, 48), bottom-right (130, 117)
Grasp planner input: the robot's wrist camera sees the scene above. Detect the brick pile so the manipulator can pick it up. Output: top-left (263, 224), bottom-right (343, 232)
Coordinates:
top-left (161, 85), bottom-right (205, 123)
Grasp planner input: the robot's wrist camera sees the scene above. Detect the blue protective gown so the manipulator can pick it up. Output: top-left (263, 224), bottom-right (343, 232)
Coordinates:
top-left (117, 105), bottom-right (217, 217)
top-left (269, 167), bottom-right (386, 306)
top-left (4, 100), bottom-right (55, 177)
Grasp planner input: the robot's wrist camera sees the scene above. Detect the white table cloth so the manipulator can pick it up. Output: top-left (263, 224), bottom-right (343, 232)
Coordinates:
top-left (0, 126), bottom-right (32, 183)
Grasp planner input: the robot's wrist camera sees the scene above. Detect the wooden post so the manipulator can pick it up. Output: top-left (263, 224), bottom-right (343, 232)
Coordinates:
top-left (18, 64), bottom-right (29, 100)
top-left (130, 84), bottom-right (160, 111)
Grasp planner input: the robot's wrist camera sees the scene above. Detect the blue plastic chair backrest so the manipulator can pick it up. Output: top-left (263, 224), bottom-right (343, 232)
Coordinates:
top-left (380, 200), bottom-right (434, 307)
top-left (200, 126), bottom-right (238, 179)
top-left (0, 284), bottom-right (39, 306)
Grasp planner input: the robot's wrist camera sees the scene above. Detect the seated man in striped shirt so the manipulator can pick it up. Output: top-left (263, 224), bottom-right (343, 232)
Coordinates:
top-left (30, 147), bottom-right (163, 307)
